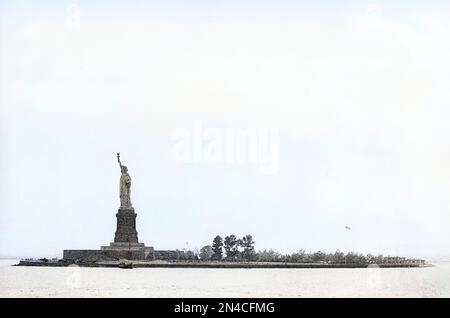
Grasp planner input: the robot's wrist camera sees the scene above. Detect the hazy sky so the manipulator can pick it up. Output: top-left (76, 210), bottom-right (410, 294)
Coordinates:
top-left (1, 0), bottom-right (450, 259)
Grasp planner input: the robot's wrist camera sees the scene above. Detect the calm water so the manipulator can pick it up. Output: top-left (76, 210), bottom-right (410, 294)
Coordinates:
top-left (1, 259), bottom-right (449, 297)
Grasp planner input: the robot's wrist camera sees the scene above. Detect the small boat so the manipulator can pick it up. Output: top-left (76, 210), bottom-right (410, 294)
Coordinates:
top-left (118, 260), bottom-right (133, 269)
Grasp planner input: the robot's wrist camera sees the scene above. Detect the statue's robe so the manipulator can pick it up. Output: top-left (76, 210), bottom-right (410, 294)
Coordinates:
top-left (120, 173), bottom-right (132, 208)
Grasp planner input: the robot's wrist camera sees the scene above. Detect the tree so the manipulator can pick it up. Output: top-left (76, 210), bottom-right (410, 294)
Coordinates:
top-left (199, 245), bottom-right (214, 261)
top-left (185, 250), bottom-right (197, 261)
top-left (224, 235), bottom-right (239, 261)
top-left (256, 249), bottom-right (280, 262)
top-left (356, 253), bottom-right (368, 264)
top-left (290, 250), bottom-right (306, 263)
top-left (345, 252), bottom-right (358, 264)
top-left (332, 250), bottom-right (345, 264)
top-left (241, 234), bottom-right (256, 261)
top-left (312, 251), bottom-right (326, 263)
top-left (212, 235), bottom-right (223, 260)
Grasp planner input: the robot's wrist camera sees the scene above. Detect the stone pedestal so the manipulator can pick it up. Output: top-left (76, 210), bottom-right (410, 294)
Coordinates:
top-left (114, 207), bottom-right (139, 243)
top-left (100, 207), bottom-right (154, 260)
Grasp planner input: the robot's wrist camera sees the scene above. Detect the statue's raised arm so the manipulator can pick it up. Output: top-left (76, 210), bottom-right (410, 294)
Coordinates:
top-left (117, 153), bottom-right (123, 169)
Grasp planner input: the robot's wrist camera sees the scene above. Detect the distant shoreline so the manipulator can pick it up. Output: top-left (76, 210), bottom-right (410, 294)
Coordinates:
top-left (15, 259), bottom-right (433, 269)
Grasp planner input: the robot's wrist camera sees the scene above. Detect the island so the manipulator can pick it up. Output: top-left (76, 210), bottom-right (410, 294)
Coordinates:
top-left (17, 154), bottom-right (429, 269)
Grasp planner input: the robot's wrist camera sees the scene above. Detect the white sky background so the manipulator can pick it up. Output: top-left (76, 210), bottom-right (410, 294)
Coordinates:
top-left (1, 1), bottom-right (450, 259)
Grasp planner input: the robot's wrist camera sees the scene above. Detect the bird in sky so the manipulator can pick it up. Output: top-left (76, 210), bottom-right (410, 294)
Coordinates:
top-left (345, 226), bottom-right (351, 231)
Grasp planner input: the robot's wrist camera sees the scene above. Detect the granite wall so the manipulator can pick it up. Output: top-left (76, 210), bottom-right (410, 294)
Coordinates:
top-left (63, 247), bottom-right (154, 261)
top-left (63, 249), bottom-right (104, 261)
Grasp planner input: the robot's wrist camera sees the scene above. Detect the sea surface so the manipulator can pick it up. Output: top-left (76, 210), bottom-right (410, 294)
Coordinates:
top-left (1, 259), bottom-right (449, 297)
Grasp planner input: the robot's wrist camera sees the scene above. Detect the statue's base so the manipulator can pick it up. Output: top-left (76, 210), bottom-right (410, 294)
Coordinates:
top-left (114, 207), bottom-right (139, 243)
top-left (101, 242), bottom-right (154, 260)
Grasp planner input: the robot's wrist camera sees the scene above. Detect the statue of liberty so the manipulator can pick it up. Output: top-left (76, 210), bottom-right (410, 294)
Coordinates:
top-left (117, 153), bottom-right (132, 208)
